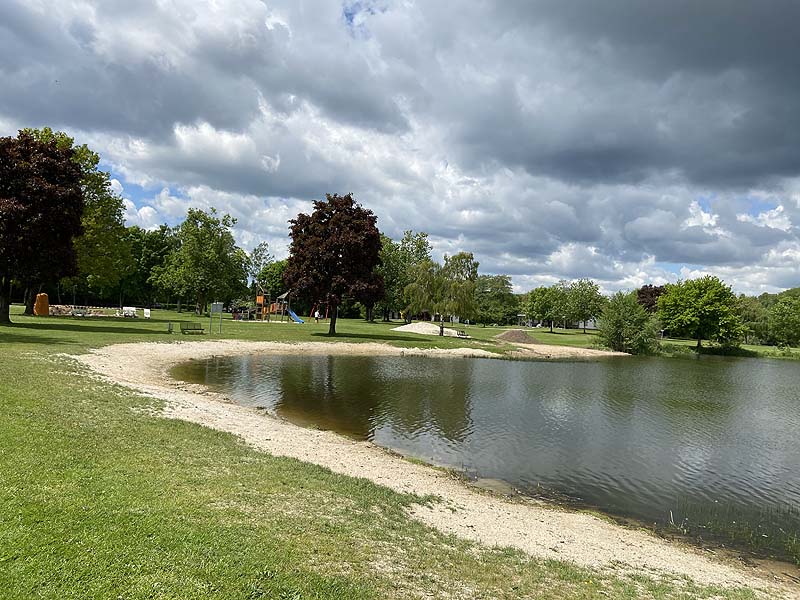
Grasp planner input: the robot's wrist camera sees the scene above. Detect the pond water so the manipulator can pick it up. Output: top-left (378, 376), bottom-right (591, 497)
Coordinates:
top-left (172, 353), bottom-right (800, 560)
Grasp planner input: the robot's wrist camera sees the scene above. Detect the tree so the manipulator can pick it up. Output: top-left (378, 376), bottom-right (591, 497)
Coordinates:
top-left (738, 294), bottom-right (769, 345)
top-left (151, 208), bottom-right (249, 314)
top-left (24, 128), bottom-right (132, 307)
top-left (657, 275), bottom-right (744, 348)
top-left (597, 291), bottom-right (661, 354)
top-left (120, 225), bottom-right (178, 307)
top-left (0, 131), bottom-right (85, 324)
top-left (283, 193), bottom-right (383, 335)
top-left (551, 280), bottom-right (575, 329)
top-left (524, 286), bottom-right (559, 332)
top-left (377, 231), bottom-right (432, 322)
top-left (569, 278), bottom-right (605, 333)
top-left (768, 295), bottom-right (800, 347)
top-left (474, 274), bottom-right (518, 326)
top-left (636, 284), bottom-right (666, 313)
top-left (249, 241), bottom-right (274, 289)
top-left (258, 259), bottom-right (287, 300)
top-left (405, 252), bottom-right (479, 335)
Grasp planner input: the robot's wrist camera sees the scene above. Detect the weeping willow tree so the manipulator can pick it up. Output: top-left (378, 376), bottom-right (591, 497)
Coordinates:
top-left (404, 252), bottom-right (479, 335)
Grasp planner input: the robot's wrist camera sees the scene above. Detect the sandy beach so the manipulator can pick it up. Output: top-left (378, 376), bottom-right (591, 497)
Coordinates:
top-left (74, 340), bottom-right (796, 597)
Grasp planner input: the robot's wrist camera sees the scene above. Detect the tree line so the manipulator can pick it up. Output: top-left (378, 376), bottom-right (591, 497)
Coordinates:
top-left (1, 129), bottom-right (797, 347)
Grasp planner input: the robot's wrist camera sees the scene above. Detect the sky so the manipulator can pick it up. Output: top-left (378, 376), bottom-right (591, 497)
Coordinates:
top-left (2, 0), bottom-right (799, 295)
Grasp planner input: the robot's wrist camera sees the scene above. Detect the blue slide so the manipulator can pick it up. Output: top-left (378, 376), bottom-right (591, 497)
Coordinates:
top-left (287, 308), bottom-right (304, 323)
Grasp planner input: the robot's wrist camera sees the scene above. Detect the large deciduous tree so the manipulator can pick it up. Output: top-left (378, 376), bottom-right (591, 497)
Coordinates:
top-left (524, 286), bottom-right (559, 332)
top-left (636, 284), bottom-right (666, 313)
top-left (0, 131), bottom-right (85, 324)
top-left (151, 208), bottom-right (249, 314)
top-left (283, 193), bottom-right (383, 335)
top-left (568, 278), bottom-right (605, 333)
top-left (405, 252), bottom-right (479, 335)
top-left (657, 275), bottom-right (744, 348)
top-left (377, 231), bottom-right (432, 322)
top-left (24, 128), bottom-right (132, 308)
top-left (120, 225), bottom-right (178, 307)
top-left (474, 274), bottom-right (518, 326)
top-left (768, 295), bottom-right (800, 347)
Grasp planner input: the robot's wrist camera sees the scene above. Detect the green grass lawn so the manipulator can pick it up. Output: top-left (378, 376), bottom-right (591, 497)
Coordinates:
top-left (0, 306), bottom-right (767, 598)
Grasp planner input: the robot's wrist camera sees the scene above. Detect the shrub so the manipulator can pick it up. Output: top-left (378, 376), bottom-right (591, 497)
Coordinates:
top-left (598, 291), bottom-right (660, 354)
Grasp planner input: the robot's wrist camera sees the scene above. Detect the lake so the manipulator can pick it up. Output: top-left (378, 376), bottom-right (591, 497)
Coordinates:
top-left (172, 352), bottom-right (800, 560)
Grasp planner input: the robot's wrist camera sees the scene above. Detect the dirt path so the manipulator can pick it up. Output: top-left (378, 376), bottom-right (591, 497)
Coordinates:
top-left (74, 341), bottom-right (796, 597)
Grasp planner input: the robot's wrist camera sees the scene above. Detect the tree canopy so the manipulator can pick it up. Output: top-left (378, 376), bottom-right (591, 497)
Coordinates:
top-left (474, 274), bottom-right (518, 326)
top-left (568, 278), bottom-right (605, 332)
top-left (150, 208), bottom-right (248, 314)
top-left (0, 131), bottom-right (85, 324)
top-left (377, 230), bottom-right (431, 321)
top-left (283, 193), bottom-right (383, 335)
top-left (405, 252), bottom-right (479, 335)
top-left (768, 295), bottom-right (800, 347)
top-left (657, 275), bottom-right (744, 347)
top-left (25, 128), bottom-right (132, 302)
top-left (598, 291), bottom-right (660, 354)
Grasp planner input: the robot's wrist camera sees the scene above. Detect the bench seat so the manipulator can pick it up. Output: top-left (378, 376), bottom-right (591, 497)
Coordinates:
top-left (180, 322), bottom-right (205, 334)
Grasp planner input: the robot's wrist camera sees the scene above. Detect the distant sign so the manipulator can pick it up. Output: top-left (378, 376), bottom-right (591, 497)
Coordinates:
top-left (210, 302), bottom-right (224, 314)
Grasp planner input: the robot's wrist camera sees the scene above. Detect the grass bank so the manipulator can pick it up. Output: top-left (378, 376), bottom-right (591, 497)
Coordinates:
top-left (0, 306), bottom-right (779, 598)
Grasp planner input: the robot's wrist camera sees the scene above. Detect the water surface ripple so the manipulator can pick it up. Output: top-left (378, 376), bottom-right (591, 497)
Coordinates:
top-left (173, 353), bottom-right (800, 556)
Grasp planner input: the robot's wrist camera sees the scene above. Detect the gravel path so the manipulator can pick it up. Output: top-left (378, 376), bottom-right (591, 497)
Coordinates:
top-left (74, 340), bottom-right (794, 597)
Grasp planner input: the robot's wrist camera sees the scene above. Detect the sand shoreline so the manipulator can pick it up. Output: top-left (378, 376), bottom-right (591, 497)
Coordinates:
top-left (74, 340), bottom-right (794, 597)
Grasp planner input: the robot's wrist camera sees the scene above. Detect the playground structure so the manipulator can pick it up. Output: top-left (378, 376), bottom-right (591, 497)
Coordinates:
top-left (252, 288), bottom-right (304, 323)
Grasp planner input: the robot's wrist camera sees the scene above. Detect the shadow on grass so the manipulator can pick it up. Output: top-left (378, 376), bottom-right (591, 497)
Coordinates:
top-left (4, 321), bottom-right (172, 336)
top-left (0, 330), bottom-right (76, 345)
top-left (310, 331), bottom-right (453, 343)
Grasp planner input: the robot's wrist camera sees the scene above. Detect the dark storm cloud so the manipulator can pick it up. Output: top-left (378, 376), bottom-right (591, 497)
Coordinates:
top-left (1, 0), bottom-right (798, 294)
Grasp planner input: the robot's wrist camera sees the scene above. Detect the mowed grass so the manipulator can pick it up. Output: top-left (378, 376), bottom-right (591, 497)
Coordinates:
top-left (0, 306), bottom-right (766, 598)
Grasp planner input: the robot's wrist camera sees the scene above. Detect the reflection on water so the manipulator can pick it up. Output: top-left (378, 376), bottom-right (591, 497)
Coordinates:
top-left (173, 353), bottom-right (800, 558)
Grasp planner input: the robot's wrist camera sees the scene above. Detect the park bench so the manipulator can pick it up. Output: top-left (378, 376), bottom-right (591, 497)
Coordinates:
top-left (180, 322), bottom-right (205, 334)
top-left (457, 329), bottom-right (468, 338)
top-left (71, 306), bottom-right (88, 317)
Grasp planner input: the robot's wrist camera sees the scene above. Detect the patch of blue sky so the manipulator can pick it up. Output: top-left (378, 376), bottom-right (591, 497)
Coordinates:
top-left (342, 0), bottom-right (388, 37)
top-left (654, 262), bottom-right (689, 277)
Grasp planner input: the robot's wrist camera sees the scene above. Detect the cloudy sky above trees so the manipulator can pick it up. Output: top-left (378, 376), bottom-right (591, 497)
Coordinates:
top-left (2, 0), bottom-right (799, 294)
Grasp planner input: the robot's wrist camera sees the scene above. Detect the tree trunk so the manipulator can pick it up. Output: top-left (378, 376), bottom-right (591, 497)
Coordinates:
top-left (328, 303), bottom-right (338, 335)
top-left (177, 298), bottom-right (182, 313)
top-left (696, 338), bottom-right (702, 349)
top-left (439, 317), bottom-right (444, 336)
top-left (549, 320), bottom-right (554, 333)
top-left (0, 278), bottom-right (12, 324)
top-left (365, 304), bottom-right (374, 322)
top-left (383, 307), bottom-right (390, 322)
top-left (24, 291), bottom-right (34, 315)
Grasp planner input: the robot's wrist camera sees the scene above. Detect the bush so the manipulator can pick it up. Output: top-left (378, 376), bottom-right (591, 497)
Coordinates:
top-left (598, 291), bottom-right (661, 354)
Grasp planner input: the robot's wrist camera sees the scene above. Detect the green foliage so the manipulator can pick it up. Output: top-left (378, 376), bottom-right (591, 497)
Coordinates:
top-left (768, 295), bottom-right (800, 347)
top-left (474, 274), bottom-right (518, 326)
top-left (737, 295), bottom-right (769, 344)
top-left (657, 276), bottom-right (745, 347)
top-left (120, 225), bottom-right (178, 306)
top-left (283, 193), bottom-right (383, 334)
top-left (24, 128), bottom-right (133, 294)
top-left (249, 241), bottom-right (274, 287)
top-left (405, 252), bottom-right (479, 333)
top-left (378, 231), bottom-right (432, 320)
top-left (598, 291), bottom-right (661, 354)
top-left (151, 208), bottom-right (249, 313)
top-left (0, 130), bottom-right (85, 323)
top-left (258, 259), bottom-right (287, 300)
top-left (568, 278), bottom-right (605, 332)
top-left (524, 286), bottom-right (559, 332)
